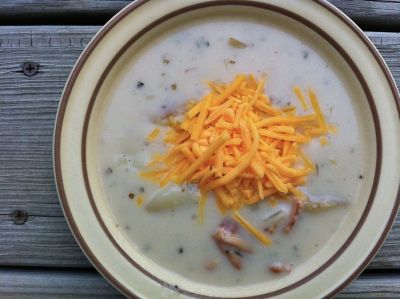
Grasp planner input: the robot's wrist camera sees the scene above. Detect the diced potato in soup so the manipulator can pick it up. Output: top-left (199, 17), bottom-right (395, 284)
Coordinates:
top-left (97, 16), bottom-right (370, 286)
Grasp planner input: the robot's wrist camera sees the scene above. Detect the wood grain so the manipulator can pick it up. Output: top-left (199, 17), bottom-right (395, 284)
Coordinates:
top-left (0, 268), bottom-right (399, 298)
top-left (0, 27), bottom-right (399, 271)
top-left (0, 268), bottom-right (122, 299)
top-left (329, 0), bottom-right (400, 31)
top-left (0, 1), bottom-right (399, 31)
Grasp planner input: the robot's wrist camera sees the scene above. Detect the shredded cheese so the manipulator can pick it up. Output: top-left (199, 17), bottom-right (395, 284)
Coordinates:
top-left (136, 195), bottom-right (144, 207)
top-left (233, 211), bottom-right (271, 245)
top-left (293, 86), bottom-right (308, 111)
top-left (147, 128), bottom-right (160, 142)
top-left (140, 74), bottom-right (332, 245)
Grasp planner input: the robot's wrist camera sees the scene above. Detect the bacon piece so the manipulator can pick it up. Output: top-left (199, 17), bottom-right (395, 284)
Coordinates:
top-left (269, 262), bottom-right (293, 274)
top-left (284, 198), bottom-right (302, 233)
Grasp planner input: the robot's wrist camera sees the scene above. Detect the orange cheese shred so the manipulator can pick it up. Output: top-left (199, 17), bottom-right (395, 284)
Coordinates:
top-left (293, 86), bottom-right (308, 111)
top-left (233, 211), bottom-right (271, 245)
top-left (147, 128), bottom-right (160, 142)
top-left (140, 74), bottom-right (333, 245)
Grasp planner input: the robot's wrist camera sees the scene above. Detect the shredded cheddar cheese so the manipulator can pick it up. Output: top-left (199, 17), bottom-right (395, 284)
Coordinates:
top-left (147, 128), bottom-right (160, 142)
top-left (136, 195), bottom-right (144, 207)
top-left (140, 74), bottom-right (332, 244)
top-left (233, 211), bottom-right (271, 245)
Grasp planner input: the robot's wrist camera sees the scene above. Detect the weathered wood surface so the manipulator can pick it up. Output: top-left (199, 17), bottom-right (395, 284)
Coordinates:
top-left (0, 26), bottom-right (400, 297)
top-left (0, 1), bottom-right (399, 31)
top-left (0, 268), bottom-right (399, 299)
top-left (1, 27), bottom-right (399, 269)
top-left (0, 268), bottom-right (122, 299)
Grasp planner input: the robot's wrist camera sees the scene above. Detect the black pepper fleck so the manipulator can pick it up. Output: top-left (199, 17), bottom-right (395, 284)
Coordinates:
top-left (178, 247), bottom-right (184, 254)
top-left (303, 51), bottom-right (309, 59)
top-left (161, 105), bottom-right (167, 109)
top-left (105, 167), bottom-right (113, 175)
top-left (163, 58), bottom-right (170, 64)
top-left (171, 84), bottom-right (177, 90)
top-left (139, 187), bottom-right (145, 193)
top-left (224, 249), bottom-right (231, 255)
top-left (136, 81), bottom-right (144, 88)
top-left (359, 174), bottom-right (364, 180)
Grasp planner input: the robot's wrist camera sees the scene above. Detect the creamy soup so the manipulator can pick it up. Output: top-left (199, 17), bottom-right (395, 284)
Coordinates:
top-left (97, 16), bottom-right (371, 287)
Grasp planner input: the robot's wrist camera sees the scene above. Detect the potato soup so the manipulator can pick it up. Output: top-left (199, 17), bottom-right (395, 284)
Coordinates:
top-left (96, 15), bottom-right (374, 287)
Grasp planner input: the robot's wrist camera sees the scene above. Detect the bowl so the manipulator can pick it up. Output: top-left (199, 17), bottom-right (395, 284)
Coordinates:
top-left (54, 0), bottom-right (400, 298)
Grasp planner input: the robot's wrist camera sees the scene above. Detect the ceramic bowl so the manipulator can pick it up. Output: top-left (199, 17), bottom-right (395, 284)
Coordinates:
top-left (54, 1), bottom-right (400, 298)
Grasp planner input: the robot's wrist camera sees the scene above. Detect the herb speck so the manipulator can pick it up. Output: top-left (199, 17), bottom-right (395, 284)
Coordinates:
top-left (196, 37), bottom-right (210, 48)
top-left (105, 167), bottom-right (113, 175)
top-left (171, 84), bottom-right (177, 90)
top-left (139, 187), bottom-right (145, 193)
top-left (163, 58), bottom-right (170, 64)
top-left (128, 193), bottom-right (135, 199)
top-left (234, 250), bottom-right (243, 257)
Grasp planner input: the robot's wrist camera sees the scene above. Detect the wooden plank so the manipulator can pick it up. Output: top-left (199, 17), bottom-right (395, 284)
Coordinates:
top-left (0, 27), bottom-right (399, 269)
top-left (0, 268), bottom-right (122, 299)
top-left (0, 1), bottom-right (399, 31)
top-left (0, 215), bottom-right (90, 267)
top-left (329, 0), bottom-right (400, 31)
top-left (0, 268), bottom-right (399, 298)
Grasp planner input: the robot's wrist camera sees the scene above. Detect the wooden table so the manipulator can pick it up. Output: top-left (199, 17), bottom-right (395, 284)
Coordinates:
top-left (0, 1), bottom-right (399, 298)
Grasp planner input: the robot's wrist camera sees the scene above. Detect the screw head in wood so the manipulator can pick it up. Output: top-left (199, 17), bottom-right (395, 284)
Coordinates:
top-left (22, 62), bottom-right (39, 76)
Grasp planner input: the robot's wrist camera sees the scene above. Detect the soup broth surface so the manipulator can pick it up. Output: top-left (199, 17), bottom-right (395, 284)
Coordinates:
top-left (97, 16), bottom-right (370, 286)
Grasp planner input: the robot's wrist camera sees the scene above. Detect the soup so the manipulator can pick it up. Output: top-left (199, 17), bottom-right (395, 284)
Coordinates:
top-left (97, 16), bottom-right (371, 287)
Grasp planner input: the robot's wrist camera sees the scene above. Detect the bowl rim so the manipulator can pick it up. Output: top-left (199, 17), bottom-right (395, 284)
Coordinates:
top-left (53, 0), bottom-right (400, 298)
